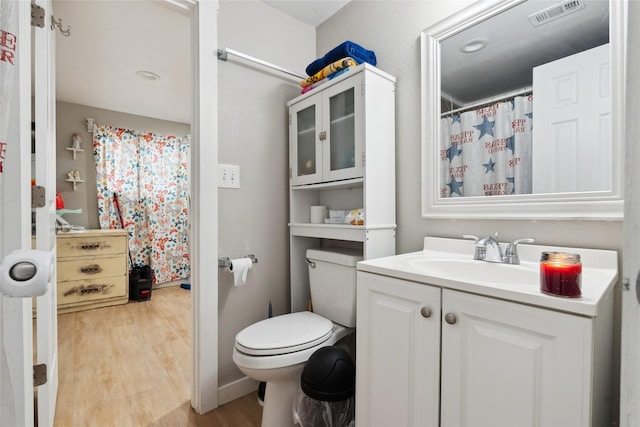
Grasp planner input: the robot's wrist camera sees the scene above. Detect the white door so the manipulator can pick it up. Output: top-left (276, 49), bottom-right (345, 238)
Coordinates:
top-left (440, 289), bottom-right (592, 427)
top-left (355, 272), bottom-right (441, 427)
top-left (620, 2), bottom-right (640, 424)
top-left (532, 44), bottom-right (610, 194)
top-left (1, 1), bottom-right (36, 425)
top-left (33, 0), bottom-right (58, 425)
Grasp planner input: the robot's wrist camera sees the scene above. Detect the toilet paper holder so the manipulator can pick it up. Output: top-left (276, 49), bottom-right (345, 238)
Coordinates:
top-left (218, 254), bottom-right (258, 269)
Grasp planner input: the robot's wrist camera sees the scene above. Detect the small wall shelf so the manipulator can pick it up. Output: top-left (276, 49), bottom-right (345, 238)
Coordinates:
top-left (66, 178), bottom-right (84, 191)
top-left (56, 208), bottom-right (83, 216)
top-left (66, 147), bottom-right (84, 160)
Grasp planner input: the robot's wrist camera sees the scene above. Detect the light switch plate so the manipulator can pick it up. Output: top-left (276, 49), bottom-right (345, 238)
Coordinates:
top-left (218, 164), bottom-right (240, 188)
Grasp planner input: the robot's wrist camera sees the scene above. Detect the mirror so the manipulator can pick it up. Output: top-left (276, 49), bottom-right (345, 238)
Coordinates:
top-left (421, 0), bottom-right (625, 219)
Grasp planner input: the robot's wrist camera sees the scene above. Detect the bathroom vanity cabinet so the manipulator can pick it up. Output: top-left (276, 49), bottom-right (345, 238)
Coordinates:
top-left (356, 270), bottom-right (614, 427)
top-left (288, 64), bottom-right (396, 312)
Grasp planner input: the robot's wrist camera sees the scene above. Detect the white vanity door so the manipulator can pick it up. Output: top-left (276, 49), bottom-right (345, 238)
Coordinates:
top-left (440, 289), bottom-right (593, 427)
top-left (532, 43), bottom-right (610, 194)
top-left (356, 272), bottom-right (441, 427)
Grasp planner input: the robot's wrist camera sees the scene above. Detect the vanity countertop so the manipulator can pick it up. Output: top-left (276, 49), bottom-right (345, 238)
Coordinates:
top-left (357, 237), bottom-right (618, 317)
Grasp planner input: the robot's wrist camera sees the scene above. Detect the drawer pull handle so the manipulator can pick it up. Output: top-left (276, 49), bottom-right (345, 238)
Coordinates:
top-left (420, 307), bottom-right (432, 318)
top-left (80, 243), bottom-right (101, 250)
top-left (80, 264), bottom-right (102, 274)
top-left (64, 283), bottom-right (112, 297)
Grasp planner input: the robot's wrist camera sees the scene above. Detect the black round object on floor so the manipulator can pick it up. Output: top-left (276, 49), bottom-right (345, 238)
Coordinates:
top-left (301, 346), bottom-right (355, 402)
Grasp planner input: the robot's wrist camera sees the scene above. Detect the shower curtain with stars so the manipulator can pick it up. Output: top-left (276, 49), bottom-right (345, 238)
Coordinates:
top-left (439, 95), bottom-right (533, 197)
top-left (93, 124), bottom-right (190, 284)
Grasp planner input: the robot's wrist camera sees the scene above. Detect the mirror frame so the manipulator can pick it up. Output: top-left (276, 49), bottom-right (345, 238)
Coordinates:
top-left (421, 0), bottom-right (626, 220)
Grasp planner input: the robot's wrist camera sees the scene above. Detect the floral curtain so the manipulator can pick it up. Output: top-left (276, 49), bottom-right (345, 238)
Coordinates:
top-left (93, 124), bottom-right (190, 284)
top-left (439, 95), bottom-right (533, 197)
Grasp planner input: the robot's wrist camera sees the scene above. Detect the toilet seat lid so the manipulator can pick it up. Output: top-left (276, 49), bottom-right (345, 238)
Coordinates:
top-left (235, 312), bottom-right (333, 356)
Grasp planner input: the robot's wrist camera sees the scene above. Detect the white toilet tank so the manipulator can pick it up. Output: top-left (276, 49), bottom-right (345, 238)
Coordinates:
top-left (306, 248), bottom-right (363, 328)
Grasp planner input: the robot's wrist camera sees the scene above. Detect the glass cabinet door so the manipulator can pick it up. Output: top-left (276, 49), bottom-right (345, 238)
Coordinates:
top-left (297, 105), bottom-right (316, 176)
top-left (323, 74), bottom-right (363, 182)
top-left (329, 88), bottom-right (355, 170)
top-left (290, 95), bottom-right (323, 185)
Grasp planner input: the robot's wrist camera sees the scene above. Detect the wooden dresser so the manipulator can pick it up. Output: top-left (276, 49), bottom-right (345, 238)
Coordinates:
top-left (56, 229), bottom-right (129, 314)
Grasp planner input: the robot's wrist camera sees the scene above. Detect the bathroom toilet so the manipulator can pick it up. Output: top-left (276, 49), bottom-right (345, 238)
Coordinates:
top-left (232, 247), bottom-right (362, 427)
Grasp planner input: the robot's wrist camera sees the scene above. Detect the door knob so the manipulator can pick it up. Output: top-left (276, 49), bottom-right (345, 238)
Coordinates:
top-left (444, 313), bottom-right (457, 324)
top-left (420, 307), bottom-right (431, 318)
top-left (0, 249), bottom-right (52, 297)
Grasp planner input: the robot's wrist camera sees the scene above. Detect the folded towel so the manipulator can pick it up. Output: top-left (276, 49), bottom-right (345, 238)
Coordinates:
top-left (300, 57), bottom-right (357, 88)
top-left (300, 66), bottom-right (354, 94)
top-left (306, 41), bottom-right (376, 76)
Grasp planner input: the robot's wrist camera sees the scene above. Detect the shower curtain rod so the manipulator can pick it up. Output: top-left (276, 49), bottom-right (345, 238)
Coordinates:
top-left (441, 86), bottom-right (532, 117)
top-left (217, 47), bottom-right (305, 81)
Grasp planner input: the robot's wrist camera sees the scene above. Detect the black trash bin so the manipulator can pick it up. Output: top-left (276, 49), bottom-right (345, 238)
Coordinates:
top-left (293, 346), bottom-right (355, 427)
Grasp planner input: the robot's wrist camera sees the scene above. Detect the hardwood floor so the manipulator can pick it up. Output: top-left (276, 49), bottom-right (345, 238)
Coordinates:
top-left (53, 286), bottom-right (262, 426)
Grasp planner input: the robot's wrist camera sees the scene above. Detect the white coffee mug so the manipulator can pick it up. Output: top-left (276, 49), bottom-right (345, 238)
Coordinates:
top-left (310, 206), bottom-right (327, 224)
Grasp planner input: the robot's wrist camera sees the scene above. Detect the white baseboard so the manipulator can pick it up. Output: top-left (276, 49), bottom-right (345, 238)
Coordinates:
top-left (218, 376), bottom-right (259, 406)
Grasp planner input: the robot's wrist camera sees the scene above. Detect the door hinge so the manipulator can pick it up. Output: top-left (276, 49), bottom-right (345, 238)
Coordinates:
top-left (289, 114), bottom-right (291, 126)
top-left (31, 185), bottom-right (46, 208)
top-left (362, 152), bottom-right (366, 167)
top-left (361, 80), bottom-right (365, 96)
top-left (34, 363), bottom-right (47, 387)
top-left (31, 4), bottom-right (45, 28)
top-left (289, 167), bottom-right (292, 179)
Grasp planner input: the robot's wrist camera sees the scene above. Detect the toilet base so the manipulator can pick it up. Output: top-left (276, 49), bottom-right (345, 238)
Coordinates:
top-left (236, 361), bottom-right (305, 427)
top-left (261, 369), bottom-right (303, 427)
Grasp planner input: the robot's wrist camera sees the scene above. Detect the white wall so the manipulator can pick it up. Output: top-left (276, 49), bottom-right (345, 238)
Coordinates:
top-left (216, 0), bottom-right (315, 389)
top-left (316, 0), bottom-right (623, 421)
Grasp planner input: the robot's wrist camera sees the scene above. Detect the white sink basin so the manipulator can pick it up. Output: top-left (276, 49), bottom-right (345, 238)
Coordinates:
top-left (405, 258), bottom-right (539, 287)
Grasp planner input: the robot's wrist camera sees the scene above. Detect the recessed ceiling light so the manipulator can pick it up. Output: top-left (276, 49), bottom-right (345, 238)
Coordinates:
top-left (460, 38), bottom-right (489, 53)
top-left (136, 70), bottom-right (160, 81)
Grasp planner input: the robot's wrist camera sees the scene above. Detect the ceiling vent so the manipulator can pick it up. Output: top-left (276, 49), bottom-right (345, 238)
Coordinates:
top-left (528, 0), bottom-right (586, 27)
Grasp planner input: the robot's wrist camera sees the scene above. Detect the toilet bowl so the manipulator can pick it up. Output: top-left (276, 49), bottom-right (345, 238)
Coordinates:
top-left (233, 311), bottom-right (353, 427)
top-left (233, 248), bottom-right (362, 427)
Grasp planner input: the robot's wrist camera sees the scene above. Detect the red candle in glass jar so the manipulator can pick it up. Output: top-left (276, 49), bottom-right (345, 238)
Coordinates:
top-left (540, 252), bottom-right (582, 298)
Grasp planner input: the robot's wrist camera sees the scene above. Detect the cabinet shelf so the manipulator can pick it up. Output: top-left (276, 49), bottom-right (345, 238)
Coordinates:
top-left (297, 127), bottom-right (315, 136)
top-left (289, 223), bottom-right (396, 241)
top-left (291, 177), bottom-right (363, 190)
top-left (330, 112), bottom-right (355, 125)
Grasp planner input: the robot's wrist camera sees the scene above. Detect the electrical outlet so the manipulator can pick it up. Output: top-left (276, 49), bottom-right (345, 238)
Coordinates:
top-left (218, 164), bottom-right (240, 188)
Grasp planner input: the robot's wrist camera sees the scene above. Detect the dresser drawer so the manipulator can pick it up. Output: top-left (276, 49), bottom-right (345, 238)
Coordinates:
top-left (58, 275), bottom-right (128, 306)
top-left (57, 255), bottom-right (127, 282)
top-left (57, 232), bottom-right (127, 258)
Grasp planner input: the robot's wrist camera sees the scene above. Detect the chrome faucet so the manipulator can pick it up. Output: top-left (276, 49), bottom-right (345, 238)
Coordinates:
top-left (503, 237), bottom-right (535, 264)
top-left (463, 234), bottom-right (535, 265)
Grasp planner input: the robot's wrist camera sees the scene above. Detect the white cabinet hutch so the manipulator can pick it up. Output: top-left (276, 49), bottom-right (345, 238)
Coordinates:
top-left (288, 64), bottom-right (396, 312)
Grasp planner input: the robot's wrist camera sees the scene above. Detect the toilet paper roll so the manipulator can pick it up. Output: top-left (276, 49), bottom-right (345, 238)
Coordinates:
top-left (310, 206), bottom-right (327, 224)
top-left (228, 258), bottom-right (253, 287)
